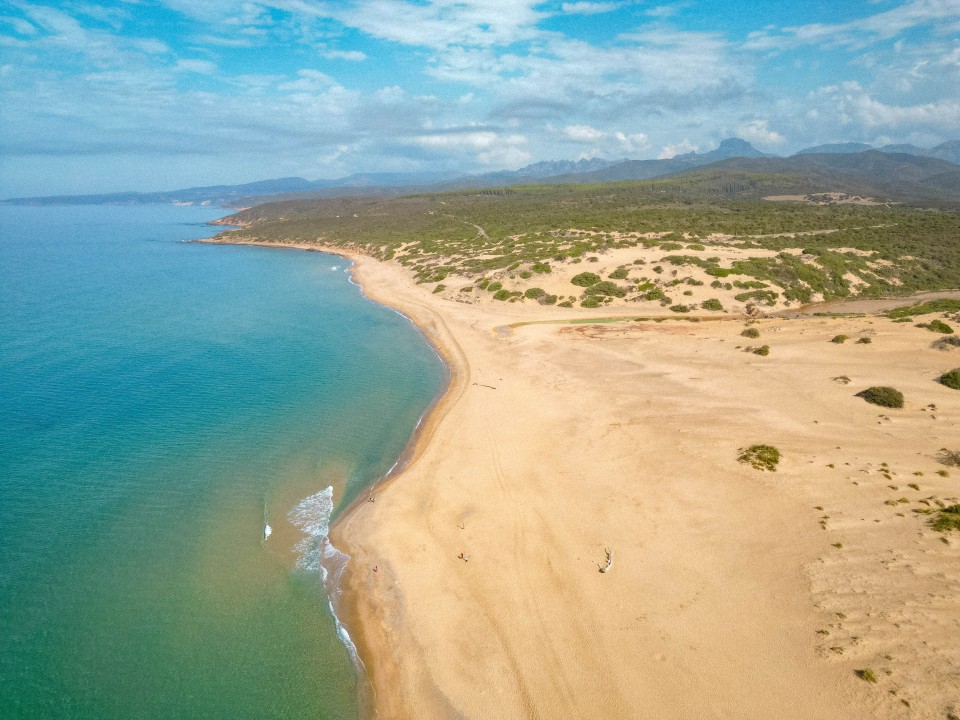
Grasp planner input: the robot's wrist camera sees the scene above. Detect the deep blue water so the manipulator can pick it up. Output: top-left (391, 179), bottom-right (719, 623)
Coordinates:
top-left (0, 205), bottom-right (445, 719)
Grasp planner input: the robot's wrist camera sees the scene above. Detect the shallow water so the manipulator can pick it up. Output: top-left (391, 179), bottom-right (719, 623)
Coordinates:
top-left (0, 205), bottom-right (445, 719)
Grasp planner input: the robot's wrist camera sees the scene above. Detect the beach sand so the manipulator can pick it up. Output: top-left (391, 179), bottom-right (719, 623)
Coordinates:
top-left (204, 237), bottom-right (960, 719)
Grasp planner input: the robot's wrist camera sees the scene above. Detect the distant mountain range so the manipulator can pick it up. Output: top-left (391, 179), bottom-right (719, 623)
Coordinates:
top-left (4, 137), bottom-right (959, 207)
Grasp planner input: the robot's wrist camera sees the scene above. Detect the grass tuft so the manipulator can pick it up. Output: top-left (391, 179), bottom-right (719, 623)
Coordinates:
top-left (738, 444), bottom-right (781, 471)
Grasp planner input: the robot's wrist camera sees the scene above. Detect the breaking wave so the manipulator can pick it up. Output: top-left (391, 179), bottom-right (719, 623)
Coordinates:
top-left (288, 487), bottom-right (362, 669)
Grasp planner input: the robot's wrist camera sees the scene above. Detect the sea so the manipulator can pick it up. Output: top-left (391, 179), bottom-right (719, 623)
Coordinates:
top-left (0, 204), bottom-right (446, 719)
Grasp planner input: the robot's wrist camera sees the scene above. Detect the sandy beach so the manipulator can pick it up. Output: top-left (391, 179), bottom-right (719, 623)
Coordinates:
top-left (204, 236), bottom-right (960, 719)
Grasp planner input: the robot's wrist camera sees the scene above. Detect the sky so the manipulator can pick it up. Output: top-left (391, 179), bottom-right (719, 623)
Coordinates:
top-left (1, 0), bottom-right (959, 197)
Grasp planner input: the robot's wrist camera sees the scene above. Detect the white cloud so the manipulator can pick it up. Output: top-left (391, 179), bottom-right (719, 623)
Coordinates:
top-left (743, 0), bottom-right (960, 52)
top-left (658, 140), bottom-right (696, 159)
top-left (561, 124), bottom-right (605, 142)
top-left (174, 58), bottom-right (217, 74)
top-left (322, 49), bottom-right (367, 61)
top-left (736, 119), bottom-right (785, 146)
top-left (561, 2), bottom-right (619, 15)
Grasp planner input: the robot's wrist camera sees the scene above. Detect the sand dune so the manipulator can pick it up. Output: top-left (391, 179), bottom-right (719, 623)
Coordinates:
top-left (329, 254), bottom-right (960, 720)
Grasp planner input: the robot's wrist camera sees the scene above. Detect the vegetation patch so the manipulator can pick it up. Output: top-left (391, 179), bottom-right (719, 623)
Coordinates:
top-left (752, 345), bottom-right (770, 356)
top-left (856, 337), bottom-right (872, 344)
top-left (571, 272), bottom-right (601, 287)
top-left (937, 448), bottom-right (960, 467)
top-left (701, 298), bottom-right (724, 311)
top-left (741, 327), bottom-right (760, 339)
top-left (584, 281), bottom-right (627, 298)
top-left (931, 505), bottom-right (960, 533)
top-left (608, 266), bottom-right (630, 279)
top-left (933, 336), bottom-right (960, 350)
top-left (856, 669), bottom-right (879, 684)
top-left (524, 287), bottom-right (546, 300)
top-left (940, 368), bottom-right (960, 390)
top-left (856, 386), bottom-right (904, 408)
top-left (887, 299), bottom-right (960, 319)
top-left (919, 319), bottom-right (954, 334)
top-left (738, 444), bottom-right (781, 471)
top-left (831, 334), bottom-right (848, 344)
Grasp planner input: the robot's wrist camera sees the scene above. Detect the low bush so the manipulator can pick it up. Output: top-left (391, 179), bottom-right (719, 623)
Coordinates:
top-left (940, 368), bottom-right (960, 390)
top-left (937, 448), bottom-right (960, 467)
top-left (924, 319), bottom-right (954, 334)
top-left (856, 386), bottom-right (904, 408)
top-left (493, 289), bottom-right (511, 301)
top-left (831, 335), bottom-right (848, 344)
top-left (539, 294), bottom-right (558, 305)
top-left (609, 267), bottom-right (629, 279)
top-left (931, 504), bottom-right (960, 532)
top-left (581, 297), bottom-right (602, 308)
top-left (933, 336), bottom-right (960, 350)
top-left (741, 327), bottom-right (760, 339)
top-left (701, 298), bottom-right (724, 311)
top-left (433, 284), bottom-right (446, 294)
top-left (753, 345), bottom-right (770, 356)
top-left (738, 444), bottom-right (781, 471)
top-left (585, 281), bottom-right (627, 298)
top-left (571, 272), bottom-right (601, 287)
top-left (524, 287), bottom-right (546, 299)
top-left (856, 669), bottom-right (879, 684)
top-left (487, 281), bottom-right (502, 292)
top-left (857, 337), bottom-right (872, 344)
top-left (670, 304), bottom-right (692, 313)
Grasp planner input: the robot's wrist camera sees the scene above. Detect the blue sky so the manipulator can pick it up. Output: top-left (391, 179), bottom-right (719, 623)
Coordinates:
top-left (1, 0), bottom-right (959, 197)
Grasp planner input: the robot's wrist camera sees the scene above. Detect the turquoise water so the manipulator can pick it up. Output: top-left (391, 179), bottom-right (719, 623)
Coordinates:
top-left (0, 205), bottom-right (445, 719)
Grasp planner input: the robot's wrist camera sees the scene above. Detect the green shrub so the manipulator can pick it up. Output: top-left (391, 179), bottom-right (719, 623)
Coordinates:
top-left (887, 299), bottom-right (960, 318)
top-left (738, 444), bottom-right (781, 471)
top-left (524, 287), bottom-right (546, 300)
top-left (856, 669), bottom-right (879, 684)
top-left (571, 272), bottom-right (601, 287)
top-left (937, 448), bottom-right (960, 467)
top-left (581, 297), bottom-right (602, 308)
top-left (741, 327), bottom-right (760, 339)
top-left (688, 243), bottom-right (705, 251)
top-left (856, 386), bottom-right (904, 408)
top-left (609, 267), bottom-right (629, 279)
top-left (924, 319), bottom-right (954, 334)
top-left (433, 284), bottom-right (446, 294)
top-left (532, 262), bottom-right (551, 274)
top-left (585, 281), bottom-right (627, 298)
top-left (540, 294), bottom-right (558, 305)
top-left (519, 270), bottom-right (532, 279)
top-left (940, 368), bottom-right (960, 390)
top-left (643, 288), bottom-right (667, 302)
top-left (753, 345), bottom-right (770, 356)
top-left (701, 298), bottom-right (724, 311)
top-left (669, 304), bottom-right (691, 313)
top-left (857, 337), bottom-right (872, 344)
top-left (831, 335), bottom-right (848, 344)
top-left (493, 289), bottom-right (511, 301)
top-left (558, 300), bottom-right (573, 308)
top-left (931, 504), bottom-right (960, 532)
top-left (487, 281), bottom-right (502, 292)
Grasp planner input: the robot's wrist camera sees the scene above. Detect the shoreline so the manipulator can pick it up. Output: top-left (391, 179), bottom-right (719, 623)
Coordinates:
top-left (198, 234), bottom-right (471, 717)
top-left (200, 232), bottom-right (960, 719)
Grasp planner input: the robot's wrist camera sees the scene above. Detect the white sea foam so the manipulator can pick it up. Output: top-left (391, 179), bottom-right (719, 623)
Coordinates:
top-left (263, 523), bottom-right (272, 540)
top-left (288, 487), bottom-right (362, 668)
